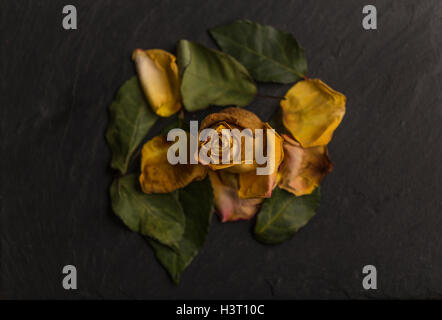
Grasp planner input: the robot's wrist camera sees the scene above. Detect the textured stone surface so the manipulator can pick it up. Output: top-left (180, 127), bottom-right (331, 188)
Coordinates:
top-left (2, 0), bottom-right (442, 299)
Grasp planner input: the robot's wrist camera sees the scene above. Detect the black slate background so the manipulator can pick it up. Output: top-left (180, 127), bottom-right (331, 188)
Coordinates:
top-left (2, 0), bottom-right (442, 299)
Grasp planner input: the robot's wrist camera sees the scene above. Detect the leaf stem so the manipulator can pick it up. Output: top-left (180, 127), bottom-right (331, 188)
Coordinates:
top-left (130, 148), bottom-right (141, 163)
top-left (257, 93), bottom-right (286, 100)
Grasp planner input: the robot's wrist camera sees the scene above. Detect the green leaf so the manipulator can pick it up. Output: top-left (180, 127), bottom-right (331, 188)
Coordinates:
top-left (110, 174), bottom-right (185, 251)
top-left (177, 40), bottom-right (257, 112)
top-left (150, 177), bottom-right (214, 284)
top-left (254, 188), bottom-right (320, 245)
top-left (106, 76), bottom-right (158, 174)
top-left (160, 114), bottom-right (189, 135)
top-left (268, 107), bottom-right (289, 135)
top-left (210, 19), bottom-right (307, 83)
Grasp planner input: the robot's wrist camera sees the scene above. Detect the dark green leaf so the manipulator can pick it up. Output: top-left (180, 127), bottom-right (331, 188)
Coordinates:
top-left (177, 40), bottom-right (257, 112)
top-left (150, 177), bottom-right (214, 284)
top-left (210, 19), bottom-right (307, 83)
top-left (254, 188), bottom-right (320, 245)
top-left (268, 107), bottom-right (289, 135)
top-left (160, 114), bottom-right (189, 135)
top-left (110, 174), bottom-right (185, 250)
top-left (106, 77), bottom-right (158, 174)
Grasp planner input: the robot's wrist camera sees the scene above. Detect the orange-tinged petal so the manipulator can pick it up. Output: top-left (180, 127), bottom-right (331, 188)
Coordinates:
top-left (238, 123), bottom-right (284, 198)
top-left (209, 171), bottom-right (263, 222)
top-left (278, 134), bottom-right (332, 196)
top-left (281, 79), bottom-right (346, 148)
top-left (139, 135), bottom-right (207, 194)
top-left (133, 49), bottom-right (181, 117)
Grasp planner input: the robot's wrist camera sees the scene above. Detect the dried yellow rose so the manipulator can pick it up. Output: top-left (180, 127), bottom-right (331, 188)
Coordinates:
top-left (198, 108), bottom-right (283, 221)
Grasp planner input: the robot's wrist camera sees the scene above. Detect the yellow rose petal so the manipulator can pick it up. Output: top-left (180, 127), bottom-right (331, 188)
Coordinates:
top-left (277, 134), bottom-right (332, 196)
top-left (238, 123), bottom-right (284, 199)
top-left (238, 172), bottom-right (274, 199)
top-left (133, 49), bottom-right (181, 117)
top-left (281, 79), bottom-right (346, 148)
top-left (139, 135), bottom-right (207, 194)
top-left (209, 171), bottom-right (263, 222)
